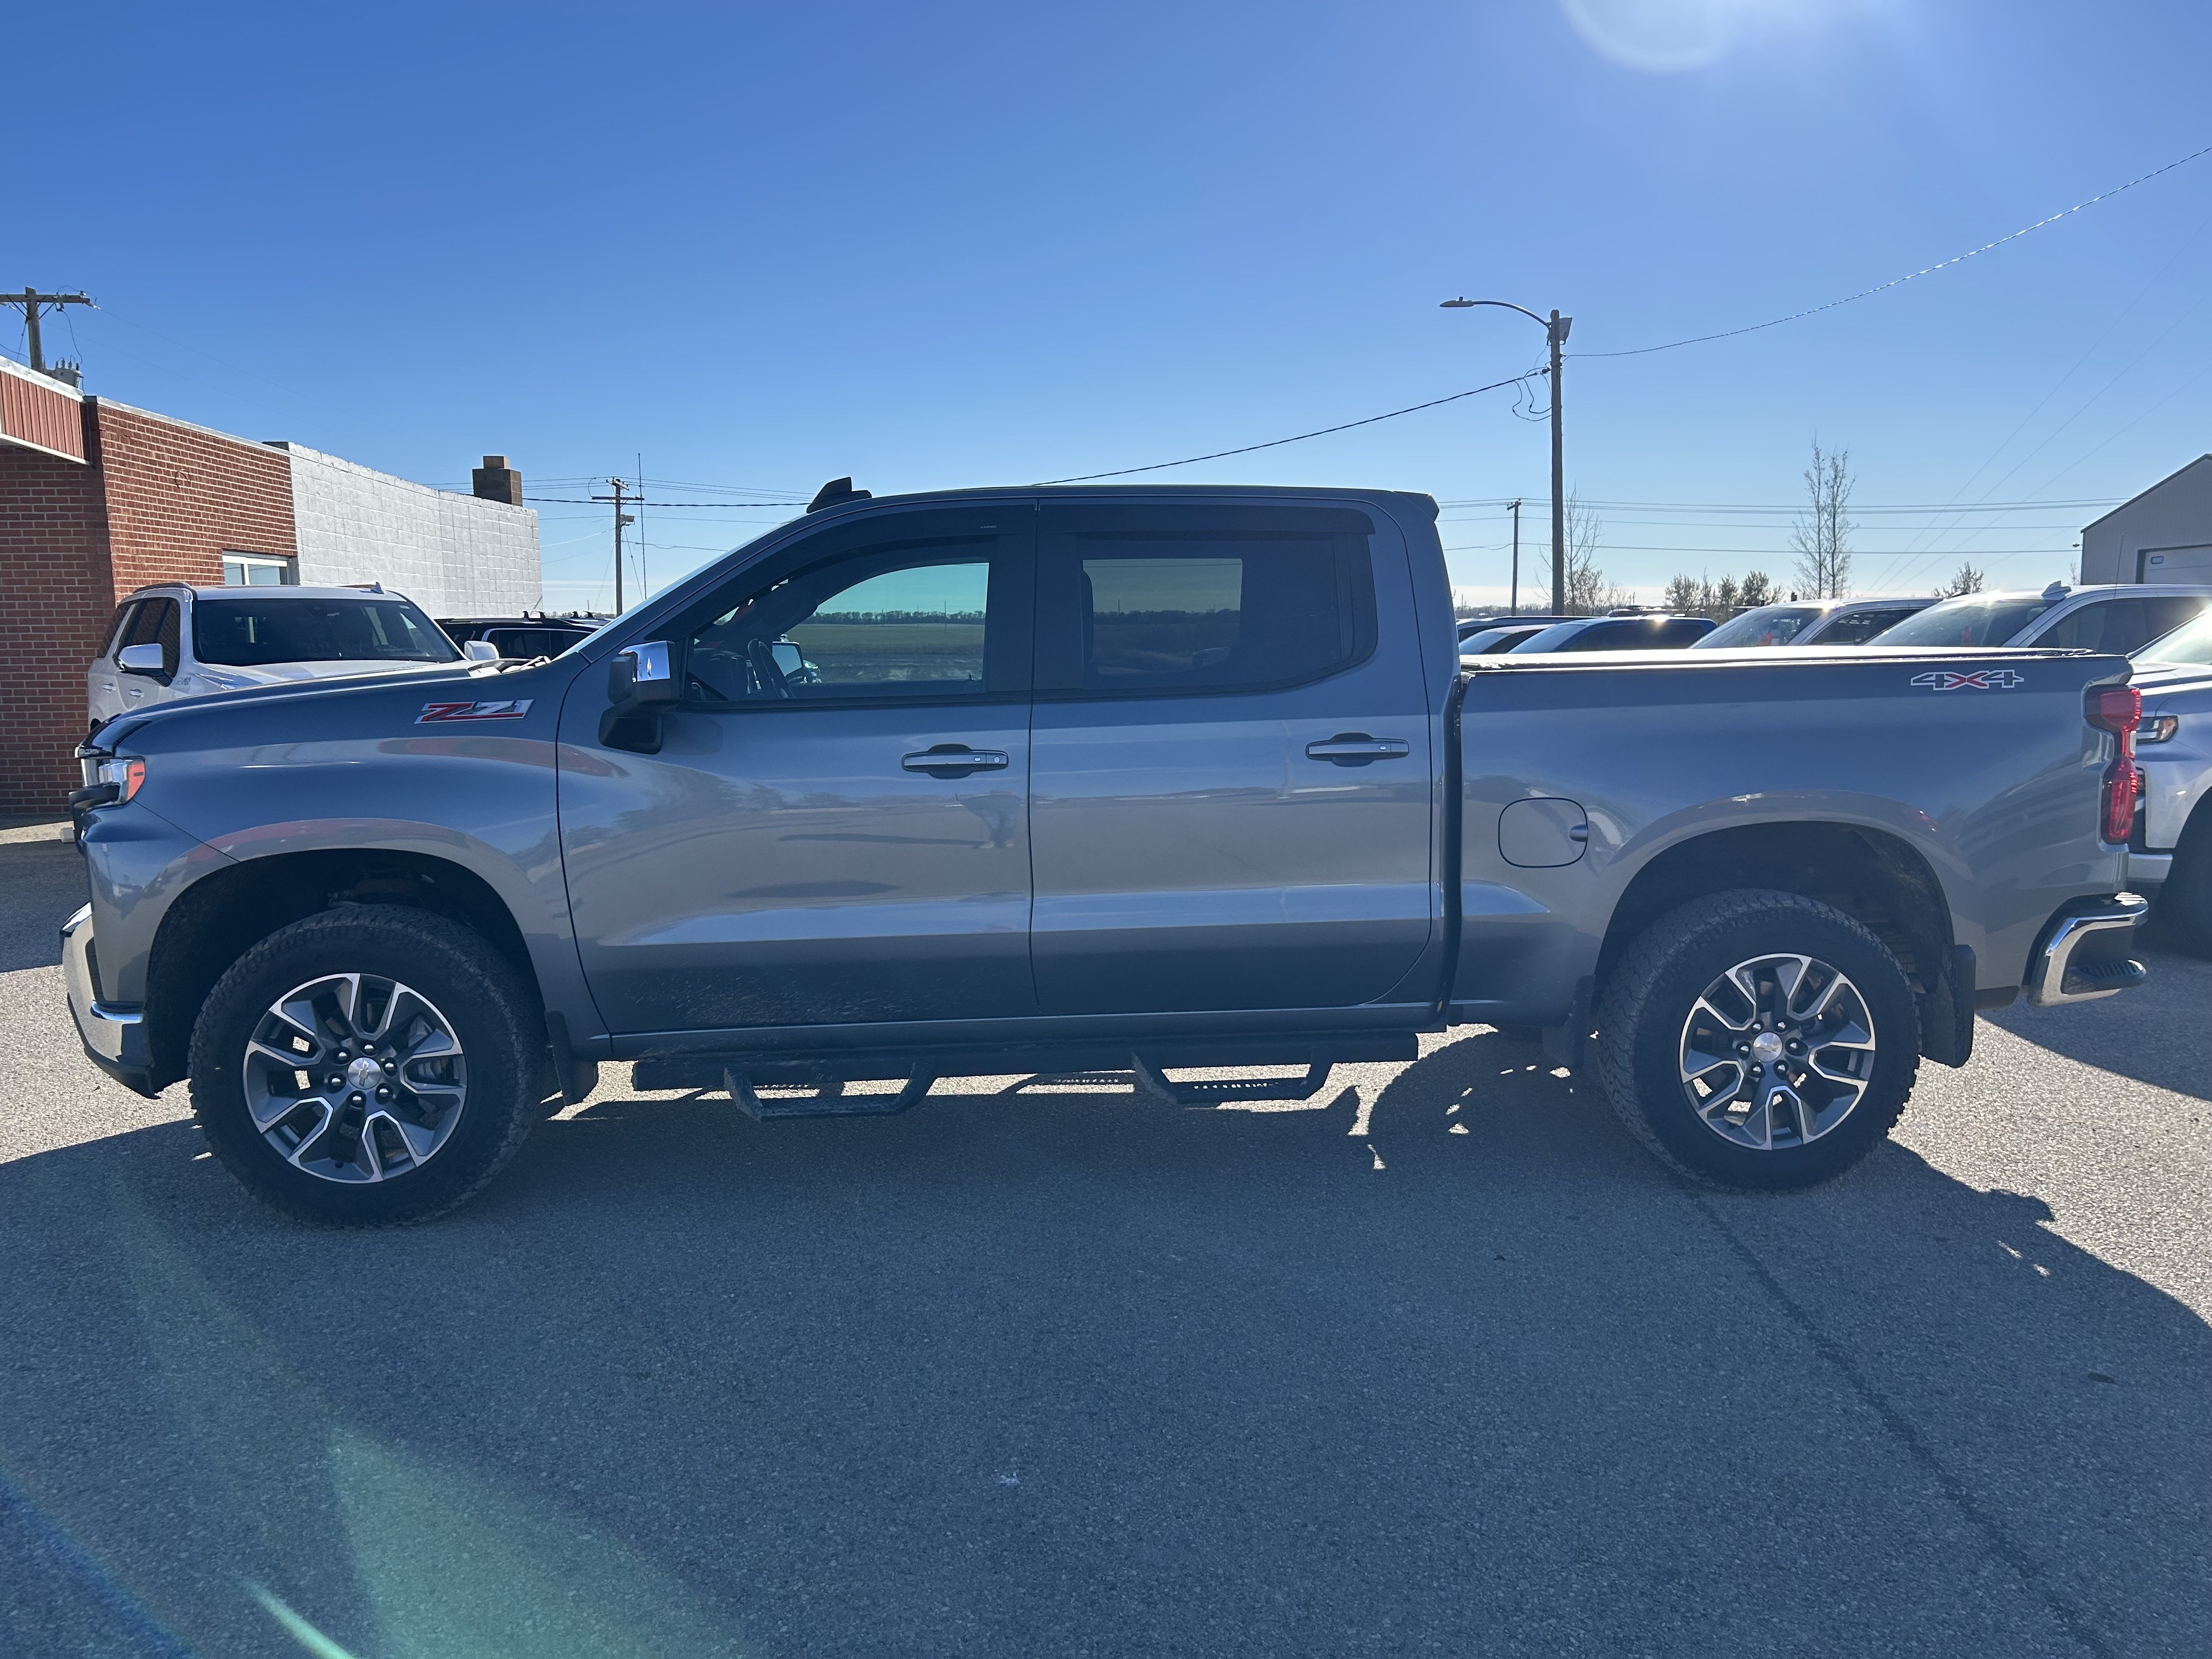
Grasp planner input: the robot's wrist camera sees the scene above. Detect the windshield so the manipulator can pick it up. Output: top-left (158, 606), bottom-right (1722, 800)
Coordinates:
top-left (1695, 606), bottom-right (1823, 647)
top-left (193, 595), bottom-right (461, 667)
top-left (1875, 595), bottom-right (2056, 647)
top-left (2135, 610), bottom-right (2212, 665)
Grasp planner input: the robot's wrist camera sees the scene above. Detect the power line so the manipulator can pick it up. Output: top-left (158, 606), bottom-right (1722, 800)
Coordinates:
top-left (1576, 139), bottom-right (2212, 360)
top-left (1034, 368), bottom-right (1546, 483)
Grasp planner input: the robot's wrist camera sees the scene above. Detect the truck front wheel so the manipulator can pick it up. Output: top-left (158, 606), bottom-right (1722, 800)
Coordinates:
top-left (1593, 890), bottom-right (1920, 1190)
top-left (188, 906), bottom-right (543, 1225)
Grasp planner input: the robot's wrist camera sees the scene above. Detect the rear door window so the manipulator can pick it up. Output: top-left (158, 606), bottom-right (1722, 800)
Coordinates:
top-left (2037, 600), bottom-right (2147, 652)
top-left (1037, 504), bottom-right (1375, 695)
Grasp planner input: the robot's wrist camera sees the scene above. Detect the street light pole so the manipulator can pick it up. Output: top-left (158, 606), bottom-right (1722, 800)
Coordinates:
top-left (1441, 298), bottom-right (1572, 613)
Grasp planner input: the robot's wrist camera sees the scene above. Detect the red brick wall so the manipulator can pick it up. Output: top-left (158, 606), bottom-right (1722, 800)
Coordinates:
top-left (91, 400), bottom-right (295, 596)
top-left (0, 435), bottom-right (113, 814)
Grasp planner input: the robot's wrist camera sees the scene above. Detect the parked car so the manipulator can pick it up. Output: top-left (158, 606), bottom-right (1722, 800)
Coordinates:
top-left (438, 613), bottom-right (606, 661)
top-left (87, 583), bottom-right (492, 730)
top-left (1505, 613), bottom-right (1716, 652)
top-left (1459, 622), bottom-right (1557, 654)
top-left (1458, 613), bottom-right (1575, 642)
top-left (2112, 611), bottom-right (2212, 945)
top-left (1692, 597), bottom-right (1937, 648)
top-left (66, 483), bottom-right (2145, 1224)
top-left (1867, 583), bottom-right (2212, 654)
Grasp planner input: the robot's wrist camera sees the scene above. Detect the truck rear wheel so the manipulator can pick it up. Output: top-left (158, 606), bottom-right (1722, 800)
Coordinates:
top-left (1593, 890), bottom-right (1920, 1191)
top-left (188, 906), bottom-right (542, 1226)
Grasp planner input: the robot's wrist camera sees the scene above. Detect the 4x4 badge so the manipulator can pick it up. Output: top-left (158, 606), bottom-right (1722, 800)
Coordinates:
top-left (1910, 670), bottom-right (2024, 691)
top-left (417, 699), bottom-right (533, 723)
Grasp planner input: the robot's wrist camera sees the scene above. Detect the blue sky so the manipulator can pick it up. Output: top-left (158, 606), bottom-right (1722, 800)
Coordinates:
top-left (11, 0), bottom-right (2212, 608)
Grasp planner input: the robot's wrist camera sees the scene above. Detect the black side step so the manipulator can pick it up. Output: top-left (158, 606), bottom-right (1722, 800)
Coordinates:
top-left (1130, 1057), bottom-right (1335, 1107)
top-left (724, 1065), bottom-right (936, 1121)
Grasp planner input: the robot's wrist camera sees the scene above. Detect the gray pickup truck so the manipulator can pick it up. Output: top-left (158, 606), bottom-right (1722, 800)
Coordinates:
top-left (63, 484), bottom-right (2148, 1224)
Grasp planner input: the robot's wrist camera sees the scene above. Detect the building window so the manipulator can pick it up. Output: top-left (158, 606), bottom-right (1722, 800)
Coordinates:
top-left (223, 552), bottom-right (298, 587)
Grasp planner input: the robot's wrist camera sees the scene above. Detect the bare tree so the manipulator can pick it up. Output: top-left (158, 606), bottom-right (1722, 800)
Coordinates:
top-left (1791, 442), bottom-right (1855, 599)
top-left (1936, 562), bottom-right (1985, 597)
top-left (1550, 495), bottom-right (1628, 613)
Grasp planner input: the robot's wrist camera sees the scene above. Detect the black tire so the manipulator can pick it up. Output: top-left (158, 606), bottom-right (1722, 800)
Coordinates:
top-left (2151, 816), bottom-right (2212, 956)
top-left (189, 906), bottom-right (542, 1225)
top-left (1592, 889), bottom-right (1920, 1192)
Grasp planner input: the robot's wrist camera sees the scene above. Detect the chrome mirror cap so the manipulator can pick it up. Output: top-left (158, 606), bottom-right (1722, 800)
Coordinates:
top-left (117, 644), bottom-right (165, 675)
top-left (623, 641), bottom-right (673, 684)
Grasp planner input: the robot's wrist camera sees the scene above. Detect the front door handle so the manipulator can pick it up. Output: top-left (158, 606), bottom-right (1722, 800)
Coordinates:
top-left (1305, 733), bottom-right (1411, 766)
top-left (902, 744), bottom-right (1012, 777)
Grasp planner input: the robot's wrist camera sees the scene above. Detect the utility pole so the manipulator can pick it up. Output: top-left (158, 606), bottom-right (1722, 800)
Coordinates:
top-left (591, 479), bottom-right (636, 614)
top-left (1509, 499), bottom-right (1522, 614)
top-left (1547, 310), bottom-right (1570, 616)
top-left (3, 289), bottom-right (93, 374)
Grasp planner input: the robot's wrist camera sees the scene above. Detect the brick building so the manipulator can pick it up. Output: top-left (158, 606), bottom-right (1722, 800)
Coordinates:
top-left (0, 356), bottom-right (538, 814)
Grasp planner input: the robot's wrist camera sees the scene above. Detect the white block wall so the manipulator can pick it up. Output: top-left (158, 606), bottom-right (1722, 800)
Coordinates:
top-left (281, 443), bottom-right (539, 616)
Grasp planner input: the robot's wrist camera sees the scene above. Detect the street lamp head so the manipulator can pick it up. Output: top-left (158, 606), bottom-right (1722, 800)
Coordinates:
top-left (1440, 297), bottom-right (1476, 308)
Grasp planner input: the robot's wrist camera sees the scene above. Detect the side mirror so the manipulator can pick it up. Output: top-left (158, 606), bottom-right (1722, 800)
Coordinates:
top-left (599, 640), bottom-right (680, 752)
top-left (463, 639), bottom-right (501, 662)
top-left (118, 644), bottom-right (166, 677)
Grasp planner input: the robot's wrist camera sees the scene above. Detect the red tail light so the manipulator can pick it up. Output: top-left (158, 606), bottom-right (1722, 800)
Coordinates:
top-left (2089, 684), bottom-right (2142, 844)
top-left (2101, 760), bottom-right (2140, 844)
top-left (2086, 685), bottom-right (2141, 735)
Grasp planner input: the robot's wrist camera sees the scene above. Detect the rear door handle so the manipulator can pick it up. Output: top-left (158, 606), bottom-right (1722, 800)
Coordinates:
top-left (1305, 733), bottom-right (1411, 766)
top-left (902, 744), bottom-right (1012, 777)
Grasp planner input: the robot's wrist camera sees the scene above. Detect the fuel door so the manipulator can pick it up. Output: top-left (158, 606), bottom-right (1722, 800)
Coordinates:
top-left (1499, 797), bottom-right (1589, 868)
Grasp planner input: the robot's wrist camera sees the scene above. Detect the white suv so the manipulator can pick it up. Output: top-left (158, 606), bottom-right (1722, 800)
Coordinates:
top-left (1869, 582), bottom-right (2212, 653)
top-left (87, 583), bottom-right (494, 730)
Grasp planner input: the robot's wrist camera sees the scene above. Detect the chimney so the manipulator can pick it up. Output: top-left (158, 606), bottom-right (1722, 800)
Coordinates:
top-left (472, 454), bottom-right (523, 506)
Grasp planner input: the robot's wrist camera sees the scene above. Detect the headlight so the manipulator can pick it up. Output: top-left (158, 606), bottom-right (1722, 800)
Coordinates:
top-left (95, 758), bottom-right (146, 803)
top-left (2140, 714), bottom-right (2181, 744)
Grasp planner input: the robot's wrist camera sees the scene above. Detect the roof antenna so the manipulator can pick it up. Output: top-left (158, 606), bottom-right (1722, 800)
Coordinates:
top-left (806, 477), bottom-right (871, 513)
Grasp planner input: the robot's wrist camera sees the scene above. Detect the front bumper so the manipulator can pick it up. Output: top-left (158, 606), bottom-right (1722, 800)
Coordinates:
top-left (60, 904), bottom-right (157, 1097)
top-left (2023, 894), bottom-right (2149, 1008)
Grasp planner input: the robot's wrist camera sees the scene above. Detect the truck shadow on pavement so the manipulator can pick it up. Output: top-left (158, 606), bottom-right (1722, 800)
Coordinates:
top-left (1980, 937), bottom-right (2212, 1101)
top-left (2, 1030), bottom-right (2209, 1658)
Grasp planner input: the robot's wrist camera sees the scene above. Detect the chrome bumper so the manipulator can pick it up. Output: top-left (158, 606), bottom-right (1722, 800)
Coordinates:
top-left (60, 904), bottom-right (155, 1092)
top-left (2024, 894), bottom-right (2149, 1008)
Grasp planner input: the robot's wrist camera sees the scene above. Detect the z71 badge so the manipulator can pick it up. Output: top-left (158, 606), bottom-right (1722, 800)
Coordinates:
top-left (1910, 670), bottom-right (2024, 691)
top-left (416, 699), bottom-right (534, 724)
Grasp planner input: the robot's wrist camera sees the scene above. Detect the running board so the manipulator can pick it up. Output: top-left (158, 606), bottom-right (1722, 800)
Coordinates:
top-left (1129, 1056), bottom-right (1335, 1107)
top-left (724, 1065), bottom-right (936, 1121)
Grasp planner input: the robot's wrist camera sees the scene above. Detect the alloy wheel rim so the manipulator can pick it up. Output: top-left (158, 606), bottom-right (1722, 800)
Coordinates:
top-left (1677, 953), bottom-right (1876, 1151)
top-left (240, 973), bottom-right (467, 1184)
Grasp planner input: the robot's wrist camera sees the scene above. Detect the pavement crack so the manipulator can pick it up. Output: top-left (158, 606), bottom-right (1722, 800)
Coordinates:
top-left (1684, 1187), bottom-right (2113, 1659)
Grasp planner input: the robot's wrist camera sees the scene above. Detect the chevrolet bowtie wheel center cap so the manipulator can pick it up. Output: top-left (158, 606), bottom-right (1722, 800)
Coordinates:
top-left (1750, 1031), bottom-right (1786, 1065)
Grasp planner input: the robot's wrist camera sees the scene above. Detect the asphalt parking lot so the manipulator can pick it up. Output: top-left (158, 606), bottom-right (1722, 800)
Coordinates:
top-left (2, 835), bottom-right (2207, 1659)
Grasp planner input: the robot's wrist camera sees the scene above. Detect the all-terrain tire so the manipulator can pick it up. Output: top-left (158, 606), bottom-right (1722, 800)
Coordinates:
top-left (1592, 889), bottom-right (1920, 1192)
top-left (189, 905), bottom-right (542, 1226)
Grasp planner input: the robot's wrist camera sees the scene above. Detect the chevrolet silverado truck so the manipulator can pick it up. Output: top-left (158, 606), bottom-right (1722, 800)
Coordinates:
top-left (62, 484), bottom-right (2149, 1224)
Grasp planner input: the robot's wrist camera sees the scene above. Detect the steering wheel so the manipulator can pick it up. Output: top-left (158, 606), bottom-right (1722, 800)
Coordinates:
top-left (746, 637), bottom-right (793, 699)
